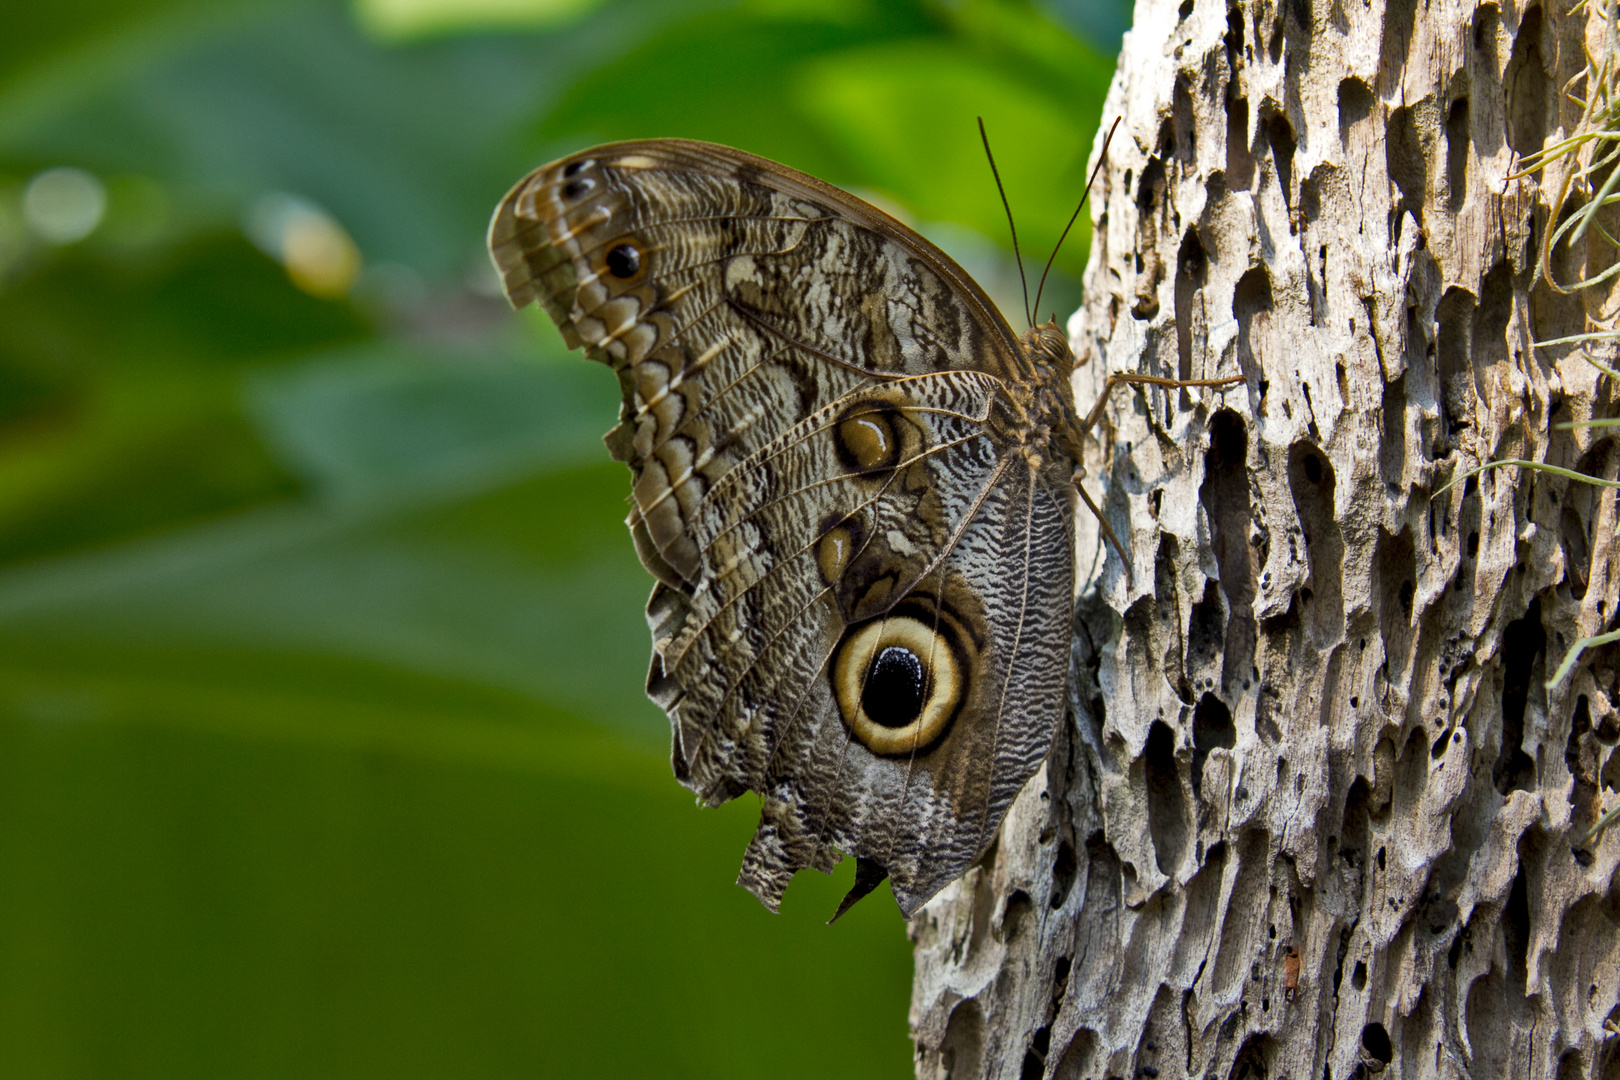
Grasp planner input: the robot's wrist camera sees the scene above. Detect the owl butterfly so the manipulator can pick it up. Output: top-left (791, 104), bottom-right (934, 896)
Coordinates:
top-left (489, 136), bottom-right (1239, 918)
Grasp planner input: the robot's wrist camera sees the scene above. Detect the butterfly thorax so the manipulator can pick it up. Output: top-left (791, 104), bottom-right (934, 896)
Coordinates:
top-left (1007, 322), bottom-right (1086, 479)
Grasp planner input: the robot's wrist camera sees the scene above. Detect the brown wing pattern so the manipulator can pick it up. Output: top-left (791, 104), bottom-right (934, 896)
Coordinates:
top-left (732, 455), bottom-right (1075, 914)
top-left (489, 139), bottom-right (1072, 915)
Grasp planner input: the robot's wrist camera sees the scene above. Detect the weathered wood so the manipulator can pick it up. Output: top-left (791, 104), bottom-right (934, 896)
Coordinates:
top-left (910, 0), bottom-right (1620, 1075)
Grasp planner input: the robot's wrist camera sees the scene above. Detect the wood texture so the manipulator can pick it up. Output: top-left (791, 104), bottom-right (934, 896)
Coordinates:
top-left (910, 0), bottom-right (1620, 1076)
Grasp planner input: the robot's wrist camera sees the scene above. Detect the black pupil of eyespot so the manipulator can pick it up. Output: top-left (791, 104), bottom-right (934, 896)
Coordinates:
top-left (862, 646), bottom-right (926, 728)
top-left (606, 244), bottom-right (641, 279)
top-left (562, 179), bottom-right (590, 199)
top-left (562, 160), bottom-right (587, 178)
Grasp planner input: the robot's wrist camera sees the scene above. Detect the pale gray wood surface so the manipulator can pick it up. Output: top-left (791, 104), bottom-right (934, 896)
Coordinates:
top-left (910, 0), bottom-right (1620, 1075)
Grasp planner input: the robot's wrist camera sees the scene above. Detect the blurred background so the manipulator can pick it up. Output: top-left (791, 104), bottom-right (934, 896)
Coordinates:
top-left (0, 0), bottom-right (1124, 1075)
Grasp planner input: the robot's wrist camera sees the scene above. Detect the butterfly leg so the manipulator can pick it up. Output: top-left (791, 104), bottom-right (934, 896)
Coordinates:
top-left (1078, 370), bottom-right (1245, 437)
top-left (1073, 472), bottom-right (1135, 588)
top-left (1070, 369), bottom-right (1243, 586)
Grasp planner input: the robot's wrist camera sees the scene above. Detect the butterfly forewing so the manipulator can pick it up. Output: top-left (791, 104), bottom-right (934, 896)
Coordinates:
top-left (490, 139), bottom-right (1073, 916)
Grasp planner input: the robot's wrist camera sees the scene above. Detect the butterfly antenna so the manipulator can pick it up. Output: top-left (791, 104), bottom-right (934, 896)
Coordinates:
top-left (978, 117), bottom-right (1032, 328)
top-left (1032, 116), bottom-right (1121, 324)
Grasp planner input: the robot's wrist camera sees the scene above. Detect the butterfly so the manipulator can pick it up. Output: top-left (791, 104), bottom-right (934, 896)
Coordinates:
top-left (488, 136), bottom-right (1239, 918)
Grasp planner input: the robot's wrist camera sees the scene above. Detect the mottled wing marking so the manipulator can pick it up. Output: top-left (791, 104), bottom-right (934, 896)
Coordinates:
top-left (653, 373), bottom-right (1005, 790)
top-left (490, 139), bottom-right (1069, 915)
top-left (741, 464), bottom-right (1074, 913)
top-left (489, 142), bottom-right (1024, 582)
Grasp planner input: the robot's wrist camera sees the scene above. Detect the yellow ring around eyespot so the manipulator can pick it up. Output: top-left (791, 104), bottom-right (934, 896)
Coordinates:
top-left (833, 616), bottom-right (960, 756)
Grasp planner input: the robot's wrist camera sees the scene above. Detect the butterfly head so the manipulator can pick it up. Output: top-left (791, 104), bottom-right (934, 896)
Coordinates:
top-left (1018, 320), bottom-right (1076, 375)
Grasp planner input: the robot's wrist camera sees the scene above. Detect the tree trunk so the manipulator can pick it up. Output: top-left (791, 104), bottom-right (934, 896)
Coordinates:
top-left (909, 0), bottom-right (1620, 1076)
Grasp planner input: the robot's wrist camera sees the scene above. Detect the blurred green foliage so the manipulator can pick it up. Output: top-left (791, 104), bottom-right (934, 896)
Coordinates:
top-left (0, 0), bottom-right (1121, 1075)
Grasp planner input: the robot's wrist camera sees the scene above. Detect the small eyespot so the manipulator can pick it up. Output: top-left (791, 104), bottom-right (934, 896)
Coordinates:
top-left (562, 159), bottom-right (590, 178)
top-left (817, 521), bottom-right (858, 584)
top-left (562, 177), bottom-right (595, 200)
top-left (606, 243), bottom-right (641, 279)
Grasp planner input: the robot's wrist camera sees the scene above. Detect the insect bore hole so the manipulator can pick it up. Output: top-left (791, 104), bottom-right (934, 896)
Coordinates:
top-left (863, 646), bottom-right (927, 727)
top-left (607, 243), bottom-right (642, 279)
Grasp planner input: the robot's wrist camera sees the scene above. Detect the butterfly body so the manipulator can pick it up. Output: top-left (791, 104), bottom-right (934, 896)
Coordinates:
top-left (489, 139), bottom-right (1195, 917)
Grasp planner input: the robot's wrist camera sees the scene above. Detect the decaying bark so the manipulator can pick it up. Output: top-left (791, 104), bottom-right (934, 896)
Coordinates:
top-left (910, 0), bottom-right (1620, 1076)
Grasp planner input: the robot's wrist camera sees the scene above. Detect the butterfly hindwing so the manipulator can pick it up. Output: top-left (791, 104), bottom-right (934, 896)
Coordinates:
top-left (738, 457), bottom-right (1075, 913)
top-left (651, 374), bottom-right (1003, 788)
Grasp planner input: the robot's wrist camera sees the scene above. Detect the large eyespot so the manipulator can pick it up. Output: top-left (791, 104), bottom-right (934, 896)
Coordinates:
top-left (832, 615), bottom-right (962, 755)
top-left (606, 243), bottom-right (642, 279)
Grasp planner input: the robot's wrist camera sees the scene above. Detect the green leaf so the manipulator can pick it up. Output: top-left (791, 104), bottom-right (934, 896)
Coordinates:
top-left (353, 0), bottom-right (608, 41)
top-left (796, 38), bottom-right (1101, 275)
top-left (0, 659), bottom-right (914, 1079)
top-left (0, 234), bottom-right (369, 566)
top-left (535, 11), bottom-right (895, 178)
top-left (0, 432), bottom-right (914, 1078)
top-left (0, 1), bottom-right (1128, 1072)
